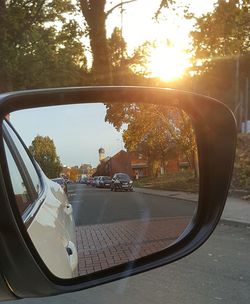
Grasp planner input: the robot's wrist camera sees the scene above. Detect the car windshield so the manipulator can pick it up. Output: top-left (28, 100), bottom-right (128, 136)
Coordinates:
top-left (116, 174), bottom-right (130, 180)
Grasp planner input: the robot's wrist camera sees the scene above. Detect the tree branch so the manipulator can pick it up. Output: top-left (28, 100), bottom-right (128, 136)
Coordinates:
top-left (105, 0), bottom-right (137, 18)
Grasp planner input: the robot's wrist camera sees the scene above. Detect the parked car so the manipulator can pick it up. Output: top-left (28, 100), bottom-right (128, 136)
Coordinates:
top-left (86, 176), bottom-right (93, 185)
top-left (111, 173), bottom-right (133, 191)
top-left (97, 176), bottom-right (112, 188)
top-left (3, 120), bottom-right (78, 279)
top-left (51, 177), bottom-right (68, 194)
top-left (79, 177), bottom-right (87, 184)
top-left (92, 176), bottom-right (100, 187)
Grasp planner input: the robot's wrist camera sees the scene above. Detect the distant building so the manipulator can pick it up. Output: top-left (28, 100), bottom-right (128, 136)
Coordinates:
top-left (79, 164), bottom-right (92, 175)
top-left (94, 148), bottom-right (192, 179)
top-left (99, 147), bottom-right (106, 162)
top-left (94, 150), bottom-right (133, 177)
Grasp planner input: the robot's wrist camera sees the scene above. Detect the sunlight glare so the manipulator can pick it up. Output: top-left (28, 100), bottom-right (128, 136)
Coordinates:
top-left (148, 45), bottom-right (190, 81)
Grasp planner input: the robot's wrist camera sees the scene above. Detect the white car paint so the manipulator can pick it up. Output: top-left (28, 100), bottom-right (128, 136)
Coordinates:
top-left (27, 171), bottom-right (78, 278)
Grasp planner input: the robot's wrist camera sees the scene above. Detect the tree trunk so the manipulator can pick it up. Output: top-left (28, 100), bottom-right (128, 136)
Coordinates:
top-left (89, 20), bottom-right (113, 85)
top-left (79, 0), bottom-right (113, 85)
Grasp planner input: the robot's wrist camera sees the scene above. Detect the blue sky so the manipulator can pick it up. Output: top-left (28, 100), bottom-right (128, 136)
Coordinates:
top-left (10, 103), bottom-right (124, 168)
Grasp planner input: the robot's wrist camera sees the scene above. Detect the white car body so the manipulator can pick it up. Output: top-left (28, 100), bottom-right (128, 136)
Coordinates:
top-left (27, 173), bottom-right (78, 278)
top-left (3, 121), bottom-right (78, 279)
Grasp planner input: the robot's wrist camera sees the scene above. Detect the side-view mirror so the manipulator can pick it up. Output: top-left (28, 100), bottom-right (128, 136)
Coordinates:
top-left (0, 86), bottom-right (236, 300)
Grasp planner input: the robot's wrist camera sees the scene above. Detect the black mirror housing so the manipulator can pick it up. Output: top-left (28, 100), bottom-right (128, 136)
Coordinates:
top-left (0, 86), bottom-right (237, 299)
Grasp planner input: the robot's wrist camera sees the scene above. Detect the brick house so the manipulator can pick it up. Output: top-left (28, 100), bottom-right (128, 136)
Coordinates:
top-left (94, 150), bottom-right (133, 177)
top-left (94, 149), bottom-right (191, 179)
top-left (129, 151), bottom-right (149, 178)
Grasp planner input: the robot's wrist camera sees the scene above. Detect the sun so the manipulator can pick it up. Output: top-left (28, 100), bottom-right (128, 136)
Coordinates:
top-left (148, 45), bottom-right (190, 81)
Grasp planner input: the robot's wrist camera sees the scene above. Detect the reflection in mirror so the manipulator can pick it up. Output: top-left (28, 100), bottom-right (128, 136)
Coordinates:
top-left (3, 102), bottom-right (199, 278)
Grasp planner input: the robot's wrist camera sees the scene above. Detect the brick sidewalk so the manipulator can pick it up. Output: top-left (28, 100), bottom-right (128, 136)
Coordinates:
top-left (76, 216), bottom-right (190, 275)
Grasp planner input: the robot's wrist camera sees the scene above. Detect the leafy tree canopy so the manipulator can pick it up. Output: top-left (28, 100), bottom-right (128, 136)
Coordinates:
top-left (29, 135), bottom-right (62, 179)
top-left (105, 103), bottom-right (197, 175)
top-left (108, 27), bottom-right (151, 85)
top-left (0, 0), bottom-right (88, 92)
top-left (190, 0), bottom-right (250, 111)
top-left (192, 0), bottom-right (250, 63)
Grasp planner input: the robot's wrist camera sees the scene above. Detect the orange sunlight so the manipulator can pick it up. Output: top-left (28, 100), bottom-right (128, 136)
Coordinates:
top-left (147, 45), bottom-right (190, 81)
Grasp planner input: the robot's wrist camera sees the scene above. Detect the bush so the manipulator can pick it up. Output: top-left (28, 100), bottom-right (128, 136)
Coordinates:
top-left (231, 133), bottom-right (250, 192)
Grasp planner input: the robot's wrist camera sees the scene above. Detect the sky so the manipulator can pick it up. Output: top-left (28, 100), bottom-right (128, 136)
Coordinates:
top-left (88, 0), bottom-right (216, 80)
top-left (10, 104), bottom-right (124, 168)
top-left (107, 0), bottom-right (216, 49)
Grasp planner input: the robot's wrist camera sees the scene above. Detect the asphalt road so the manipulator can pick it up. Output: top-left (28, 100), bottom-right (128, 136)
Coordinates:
top-left (70, 184), bottom-right (197, 275)
top-left (68, 184), bottom-right (196, 226)
top-left (5, 222), bottom-right (250, 304)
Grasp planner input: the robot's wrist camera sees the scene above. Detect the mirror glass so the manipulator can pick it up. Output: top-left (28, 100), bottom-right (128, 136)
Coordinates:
top-left (3, 102), bottom-right (199, 278)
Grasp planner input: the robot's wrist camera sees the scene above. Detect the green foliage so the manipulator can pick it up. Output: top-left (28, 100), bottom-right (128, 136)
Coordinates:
top-left (192, 0), bottom-right (250, 61)
top-left (78, 0), bottom-right (173, 85)
top-left (232, 133), bottom-right (250, 192)
top-left (29, 135), bottom-right (62, 179)
top-left (190, 0), bottom-right (250, 110)
top-left (0, 0), bottom-right (88, 92)
top-left (108, 27), bottom-right (151, 84)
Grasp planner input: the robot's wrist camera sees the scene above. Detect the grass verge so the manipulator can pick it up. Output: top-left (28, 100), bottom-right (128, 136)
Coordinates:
top-left (133, 171), bottom-right (199, 193)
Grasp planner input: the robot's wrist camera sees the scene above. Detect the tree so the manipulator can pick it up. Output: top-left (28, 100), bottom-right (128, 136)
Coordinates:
top-left (108, 27), bottom-right (151, 85)
top-left (105, 103), bottom-right (198, 177)
top-left (190, 0), bottom-right (250, 112)
top-left (0, 0), bottom-right (88, 92)
top-left (29, 135), bottom-right (62, 178)
top-left (78, 0), bottom-right (176, 84)
top-left (192, 0), bottom-right (250, 61)
top-left (78, 0), bottom-right (113, 84)
top-left (68, 167), bottom-right (79, 181)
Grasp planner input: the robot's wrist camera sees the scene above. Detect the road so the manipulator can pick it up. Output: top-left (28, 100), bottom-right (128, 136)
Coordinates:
top-left (68, 184), bottom-right (196, 275)
top-left (5, 222), bottom-right (250, 304)
top-left (68, 184), bottom-right (196, 225)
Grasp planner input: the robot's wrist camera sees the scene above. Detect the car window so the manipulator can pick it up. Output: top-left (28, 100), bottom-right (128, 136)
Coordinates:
top-left (3, 120), bottom-right (42, 197)
top-left (117, 173), bottom-right (130, 180)
top-left (52, 178), bottom-right (63, 184)
top-left (4, 142), bottom-right (32, 215)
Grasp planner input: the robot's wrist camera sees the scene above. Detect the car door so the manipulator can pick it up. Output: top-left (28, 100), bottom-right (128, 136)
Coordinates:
top-left (2, 119), bottom-right (78, 278)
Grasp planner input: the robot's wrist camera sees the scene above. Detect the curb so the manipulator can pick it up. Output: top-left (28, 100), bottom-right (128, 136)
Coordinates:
top-left (135, 188), bottom-right (250, 227)
top-left (220, 218), bottom-right (250, 228)
top-left (134, 188), bottom-right (197, 203)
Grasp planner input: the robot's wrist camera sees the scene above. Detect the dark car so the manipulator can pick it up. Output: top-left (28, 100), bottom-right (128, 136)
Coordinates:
top-left (92, 176), bottom-right (99, 187)
top-left (51, 177), bottom-right (68, 194)
top-left (97, 176), bottom-right (112, 188)
top-left (111, 173), bottom-right (133, 191)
